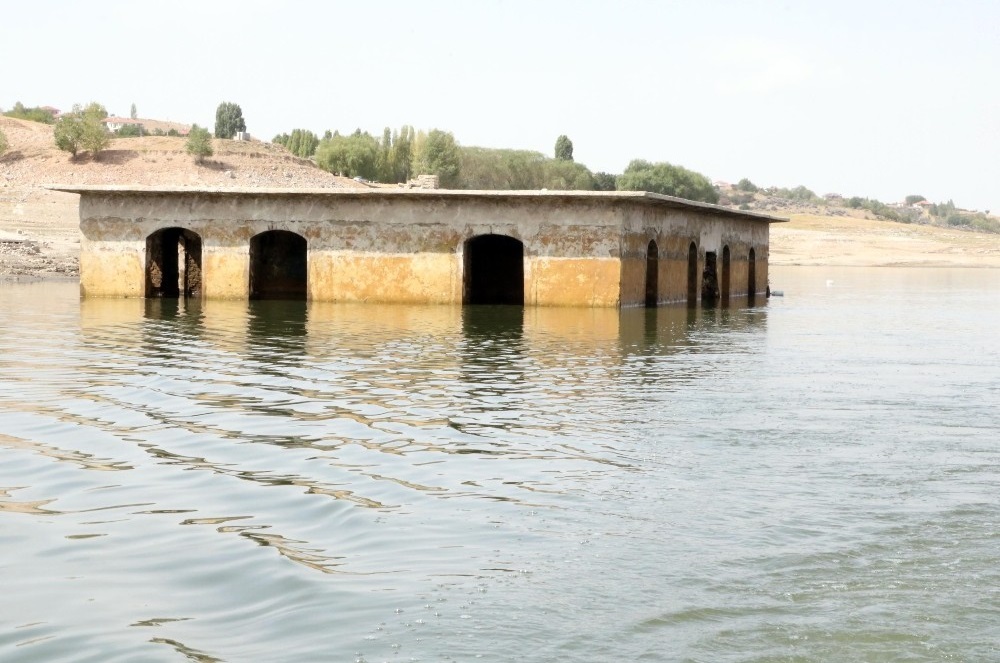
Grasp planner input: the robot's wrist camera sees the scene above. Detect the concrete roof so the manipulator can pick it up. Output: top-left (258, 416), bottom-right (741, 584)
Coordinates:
top-left (48, 185), bottom-right (787, 223)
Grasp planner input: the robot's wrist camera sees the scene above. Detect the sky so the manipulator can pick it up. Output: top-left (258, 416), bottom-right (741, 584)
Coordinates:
top-left (3, 0), bottom-right (999, 212)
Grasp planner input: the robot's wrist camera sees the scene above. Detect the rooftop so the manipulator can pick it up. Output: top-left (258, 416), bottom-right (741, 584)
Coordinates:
top-left (49, 186), bottom-right (787, 223)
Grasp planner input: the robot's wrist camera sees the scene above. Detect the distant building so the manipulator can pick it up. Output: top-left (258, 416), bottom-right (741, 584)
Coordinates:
top-left (103, 117), bottom-right (144, 133)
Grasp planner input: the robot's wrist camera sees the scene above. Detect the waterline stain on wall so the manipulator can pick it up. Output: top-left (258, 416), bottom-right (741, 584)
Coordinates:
top-left (55, 187), bottom-right (784, 307)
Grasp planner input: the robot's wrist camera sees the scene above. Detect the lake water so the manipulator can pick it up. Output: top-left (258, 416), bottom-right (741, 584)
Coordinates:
top-left (1, 266), bottom-right (998, 662)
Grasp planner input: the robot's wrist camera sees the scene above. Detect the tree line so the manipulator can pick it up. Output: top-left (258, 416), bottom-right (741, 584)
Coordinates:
top-left (9, 98), bottom-right (992, 228)
top-left (270, 123), bottom-right (718, 201)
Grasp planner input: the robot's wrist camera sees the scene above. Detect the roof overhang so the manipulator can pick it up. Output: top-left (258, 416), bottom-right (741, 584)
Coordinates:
top-left (47, 186), bottom-right (788, 223)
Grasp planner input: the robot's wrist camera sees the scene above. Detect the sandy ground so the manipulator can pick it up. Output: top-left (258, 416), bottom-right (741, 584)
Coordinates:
top-left (770, 213), bottom-right (1000, 268)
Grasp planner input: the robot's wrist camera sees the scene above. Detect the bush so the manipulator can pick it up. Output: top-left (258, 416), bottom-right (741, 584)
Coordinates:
top-left (3, 102), bottom-right (56, 124)
top-left (186, 124), bottom-right (213, 163)
top-left (0, 129), bottom-right (7, 156)
top-left (735, 178), bottom-right (759, 193)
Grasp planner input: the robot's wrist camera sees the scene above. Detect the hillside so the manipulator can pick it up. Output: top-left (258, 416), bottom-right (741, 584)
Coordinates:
top-left (0, 116), bottom-right (365, 277)
top-left (3, 115), bottom-right (1000, 278)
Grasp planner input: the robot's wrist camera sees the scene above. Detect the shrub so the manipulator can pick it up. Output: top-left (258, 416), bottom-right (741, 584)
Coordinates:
top-left (186, 124), bottom-right (214, 163)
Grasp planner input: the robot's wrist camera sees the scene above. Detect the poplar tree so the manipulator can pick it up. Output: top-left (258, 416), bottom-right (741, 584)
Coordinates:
top-left (214, 102), bottom-right (246, 139)
top-left (554, 135), bottom-right (573, 161)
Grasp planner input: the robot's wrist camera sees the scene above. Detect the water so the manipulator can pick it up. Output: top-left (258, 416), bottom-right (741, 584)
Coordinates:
top-left (1, 266), bottom-right (998, 662)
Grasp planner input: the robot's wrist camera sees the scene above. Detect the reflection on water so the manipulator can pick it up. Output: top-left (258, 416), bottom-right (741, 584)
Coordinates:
top-left (2, 269), bottom-right (999, 662)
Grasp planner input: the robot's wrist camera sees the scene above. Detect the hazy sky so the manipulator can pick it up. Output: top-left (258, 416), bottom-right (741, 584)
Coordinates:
top-left (3, 0), bottom-right (998, 211)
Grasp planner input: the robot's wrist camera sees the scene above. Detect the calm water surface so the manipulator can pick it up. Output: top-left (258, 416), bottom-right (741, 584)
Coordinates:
top-left (1, 266), bottom-right (998, 662)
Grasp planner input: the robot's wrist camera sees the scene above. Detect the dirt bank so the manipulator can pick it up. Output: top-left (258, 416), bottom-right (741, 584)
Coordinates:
top-left (770, 213), bottom-right (1000, 268)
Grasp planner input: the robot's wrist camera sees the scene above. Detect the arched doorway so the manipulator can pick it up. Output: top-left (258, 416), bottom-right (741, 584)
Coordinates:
top-left (645, 239), bottom-right (658, 307)
top-left (146, 227), bottom-right (202, 298)
top-left (702, 251), bottom-right (719, 303)
top-left (250, 230), bottom-right (307, 300)
top-left (687, 242), bottom-right (698, 305)
top-left (721, 245), bottom-right (731, 302)
top-left (464, 234), bottom-right (524, 305)
top-left (748, 248), bottom-right (757, 300)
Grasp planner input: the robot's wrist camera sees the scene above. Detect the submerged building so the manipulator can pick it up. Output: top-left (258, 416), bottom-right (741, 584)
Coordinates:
top-left (57, 186), bottom-right (783, 307)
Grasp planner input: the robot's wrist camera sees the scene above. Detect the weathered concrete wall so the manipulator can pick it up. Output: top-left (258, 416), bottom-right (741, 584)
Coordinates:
top-left (618, 205), bottom-right (772, 306)
top-left (70, 188), bottom-right (779, 307)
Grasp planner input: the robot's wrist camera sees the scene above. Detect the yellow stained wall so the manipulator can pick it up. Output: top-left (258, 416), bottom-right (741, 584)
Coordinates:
top-left (202, 249), bottom-right (249, 300)
top-left (79, 241), bottom-right (144, 298)
top-left (309, 251), bottom-right (459, 304)
top-left (528, 256), bottom-right (621, 307)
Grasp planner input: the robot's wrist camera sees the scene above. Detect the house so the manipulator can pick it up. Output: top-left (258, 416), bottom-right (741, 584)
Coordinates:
top-left (102, 117), bottom-right (144, 133)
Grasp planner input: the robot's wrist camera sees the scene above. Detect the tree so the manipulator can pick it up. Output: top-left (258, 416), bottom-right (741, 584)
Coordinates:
top-left (0, 128), bottom-right (8, 156)
top-left (735, 178), bottom-right (759, 193)
top-left (79, 103), bottom-right (111, 157)
top-left (186, 124), bottom-right (214, 163)
top-left (314, 130), bottom-right (380, 180)
top-left (554, 135), bottom-right (573, 161)
top-left (593, 172), bottom-right (618, 191)
top-left (54, 102), bottom-right (108, 157)
top-left (54, 109), bottom-right (85, 156)
top-left (130, 103), bottom-right (137, 120)
top-left (616, 159), bottom-right (719, 203)
top-left (905, 194), bottom-right (926, 205)
top-left (411, 129), bottom-right (460, 188)
top-left (3, 102), bottom-right (56, 124)
top-left (214, 102), bottom-right (246, 139)
top-left (117, 124), bottom-right (142, 137)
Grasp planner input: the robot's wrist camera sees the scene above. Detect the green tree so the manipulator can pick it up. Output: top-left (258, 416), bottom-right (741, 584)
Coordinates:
top-left (388, 125), bottom-right (414, 183)
top-left (592, 172), bottom-right (618, 191)
top-left (411, 129), bottom-right (460, 188)
top-left (79, 103), bottom-right (111, 157)
top-left (186, 124), bottom-right (214, 163)
top-left (117, 124), bottom-right (142, 137)
top-left (905, 194), bottom-right (926, 205)
top-left (0, 128), bottom-right (8, 156)
top-left (54, 109), bottom-right (85, 156)
top-left (54, 102), bottom-right (108, 157)
top-left (554, 135), bottom-right (573, 161)
top-left (735, 178), bottom-right (759, 193)
top-left (3, 102), bottom-right (56, 124)
top-left (314, 130), bottom-right (380, 180)
top-left (214, 102), bottom-right (246, 139)
top-left (616, 159), bottom-right (719, 203)
top-left (130, 103), bottom-right (137, 120)
top-left (290, 129), bottom-right (319, 158)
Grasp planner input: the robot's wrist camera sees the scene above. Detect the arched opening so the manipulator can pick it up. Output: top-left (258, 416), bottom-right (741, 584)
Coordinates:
top-left (721, 245), bottom-right (731, 302)
top-left (748, 248), bottom-right (757, 301)
top-left (702, 251), bottom-right (719, 303)
top-left (645, 239), bottom-right (658, 307)
top-left (464, 234), bottom-right (524, 305)
top-left (146, 228), bottom-right (202, 298)
top-left (250, 230), bottom-right (307, 300)
top-left (687, 242), bottom-right (698, 305)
